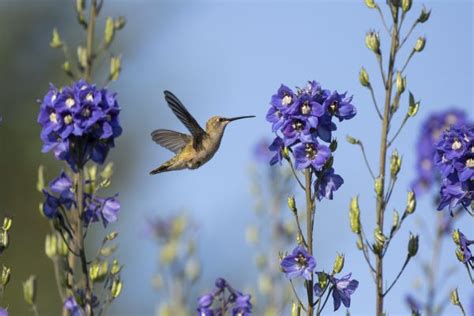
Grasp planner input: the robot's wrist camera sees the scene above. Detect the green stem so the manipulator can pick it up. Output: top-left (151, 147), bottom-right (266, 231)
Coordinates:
top-left (368, 84), bottom-right (383, 120)
top-left (382, 255), bottom-right (410, 296)
top-left (305, 169), bottom-right (314, 316)
top-left (426, 213), bottom-right (444, 316)
top-left (84, 0), bottom-right (97, 81)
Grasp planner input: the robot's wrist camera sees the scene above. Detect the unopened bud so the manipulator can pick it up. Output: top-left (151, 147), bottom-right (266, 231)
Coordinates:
top-left (291, 303), bottom-right (301, 316)
top-left (2, 217), bottom-right (12, 231)
top-left (406, 191), bottom-right (416, 214)
top-left (365, 0), bottom-right (377, 9)
top-left (349, 196), bottom-right (361, 234)
top-left (359, 67), bottom-right (370, 87)
top-left (455, 248), bottom-right (465, 262)
top-left (114, 16), bottom-right (126, 30)
top-left (396, 71), bottom-right (406, 94)
top-left (0, 265), bottom-right (11, 286)
top-left (77, 46), bottom-right (87, 69)
top-left (45, 234), bottom-right (58, 259)
top-left (392, 210), bottom-right (400, 232)
top-left (104, 17), bottom-right (115, 47)
top-left (414, 37), bottom-right (426, 52)
top-left (450, 288), bottom-right (460, 306)
top-left (50, 28), bottom-right (62, 49)
top-left (452, 229), bottom-right (461, 245)
top-left (408, 92), bottom-right (420, 117)
top-left (75, 0), bottom-right (85, 13)
top-left (390, 150), bottom-right (402, 178)
top-left (288, 196), bottom-right (297, 214)
top-left (330, 139), bottom-right (338, 152)
top-left (332, 253), bottom-right (345, 274)
top-left (282, 146), bottom-right (290, 160)
top-left (356, 238), bottom-right (364, 250)
top-left (408, 234), bottom-right (419, 257)
top-left (402, 0), bottom-right (412, 12)
top-left (106, 231), bottom-right (119, 241)
top-left (90, 261), bottom-right (108, 282)
top-left (109, 56), bottom-right (122, 81)
top-left (0, 230), bottom-right (9, 253)
top-left (365, 31), bottom-right (381, 54)
top-left (111, 259), bottom-right (122, 275)
top-left (111, 279), bottom-right (123, 298)
top-left (417, 6), bottom-right (431, 23)
top-left (374, 176), bottom-right (383, 196)
top-left (374, 227), bottom-right (386, 251)
top-left (346, 135), bottom-right (360, 145)
top-left (23, 275), bottom-right (37, 305)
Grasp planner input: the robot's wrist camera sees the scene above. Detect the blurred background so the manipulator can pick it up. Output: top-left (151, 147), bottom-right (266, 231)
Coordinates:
top-left (0, 0), bottom-right (472, 315)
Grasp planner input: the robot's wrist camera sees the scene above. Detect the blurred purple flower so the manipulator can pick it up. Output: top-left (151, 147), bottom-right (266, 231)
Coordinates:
top-left (0, 307), bottom-right (7, 316)
top-left (405, 294), bottom-right (422, 314)
top-left (331, 273), bottom-right (359, 311)
top-left (64, 296), bottom-right (83, 316)
top-left (456, 230), bottom-right (474, 264)
top-left (280, 245), bottom-right (316, 280)
top-left (316, 168), bottom-right (344, 201)
top-left (252, 138), bottom-right (273, 163)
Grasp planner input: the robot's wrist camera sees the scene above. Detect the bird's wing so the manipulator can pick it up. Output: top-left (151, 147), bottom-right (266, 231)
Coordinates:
top-left (151, 129), bottom-right (192, 154)
top-left (163, 90), bottom-right (206, 150)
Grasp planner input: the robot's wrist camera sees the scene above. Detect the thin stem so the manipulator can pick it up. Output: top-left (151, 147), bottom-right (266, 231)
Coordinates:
top-left (368, 84), bottom-right (383, 120)
top-left (356, 142), bottom-right (375, 179)
top-left (52, 258), bottom-right (66, 301)
top-left (387, 115), bottom-right (409, 147)
top-left (457, 302), bottom-right (467, 316)
top-left (383, 255), bottom-right (410, 297)
top-left (288, 157), bottom-right (306, 191)
top-left (292, 211), bottom-right (308, 248)
top-left (84, 0), bottom-right (97, 81)
top-left (289, 280), bottom-right (307, 312)
top-left (376, 54), bottom-right (387, 88)
top-left (32, 304), bottom-right (41, 316)
top-left (375, 5), bottom-right (391, 34)
top-left (465, 264), bottom-right (474, 284)
top-left (399, 21), bottom-right (418, 50)
top-left (400, 50), bottom-right (415, 74)
top-left (305, 169), bottom-right (314, 316)
top-left (317, 287), bottom-right (333, 315)
top-left (425, 213), bottom-right (444, 316)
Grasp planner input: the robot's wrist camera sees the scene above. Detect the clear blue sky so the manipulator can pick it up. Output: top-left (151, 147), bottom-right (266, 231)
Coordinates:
top-left (103, 1), bottom-right (473, 315)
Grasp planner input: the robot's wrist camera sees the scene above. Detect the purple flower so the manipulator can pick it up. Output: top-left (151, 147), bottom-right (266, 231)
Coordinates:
top-left (294, 142), bottom-right (331, 171)
top-left (232, 294), bottom-right (252, 316)
top-left (323, 91), bottom-right (357, 122)
top-left (331, 273), bottom-right (359, 311)
top-left (64, 296), bottom-right (83, 316)
top-left (280, 245), bottom-right (316, 280)
top-left (269, 136), bottom-right (285, 165)
top-left (38, 80), bottom-right (122, 170)
top-left (281, 118), bottom-right (313, 146)
top-left (271, 84), bottom-right (296, 112)
top-left (405, 294), bottom-right (422, 314)
top-left (84, 195), bottom-right (120, 227)
top-left (252, 138), bottom-right (273, 163)
top-left (316, 168), bottom-right (344, 200)
top-left (0, 307), bottom-right (8, 316)
top-left (455, 230), bottom-right (474, 264)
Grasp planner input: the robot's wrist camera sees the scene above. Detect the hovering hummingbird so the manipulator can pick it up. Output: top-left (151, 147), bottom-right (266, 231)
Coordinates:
top-left (149, 91), bottom-right (255, 174)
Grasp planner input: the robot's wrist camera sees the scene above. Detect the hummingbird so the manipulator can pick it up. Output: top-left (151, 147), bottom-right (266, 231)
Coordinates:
top-left (149, 90), bottom-right (255, 175)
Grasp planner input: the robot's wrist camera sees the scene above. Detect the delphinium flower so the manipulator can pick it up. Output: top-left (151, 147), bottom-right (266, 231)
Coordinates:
top-left (453, 230), bottom-right (474, 267)
top-left (196, 278), bottom-right (252, 316)
top-left (434, 123), bottom-right (474, 213)
top-left (267, 80), bottom-right (357, 315)
top-left (147, 214), bottom-right (201, 315)
top-left (330, 273), bottom-right (359, 311)
top-left (38, 80), bottom-right (122, 170)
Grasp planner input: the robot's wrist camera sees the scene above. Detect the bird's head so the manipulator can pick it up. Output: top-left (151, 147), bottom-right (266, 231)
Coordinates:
top-left (206, 115), bottom-right (255, 134)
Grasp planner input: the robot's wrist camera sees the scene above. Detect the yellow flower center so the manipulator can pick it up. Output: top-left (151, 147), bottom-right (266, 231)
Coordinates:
top-left (329, 101), bottom-right (338, 115)
top-left (63, 114), bottom-right (73, 125)
top-left (282, 95), bottom-right (292, 106)
top-left (86, 93), bottom-right (93, 102)
top-left (295, 253), bottom-right (308, 266)
top-left (452, 139), bottom-right (462, 150)
top-left (49, 112), bottom-right (58, 123)
top-left (65, 98), bottom-right (75, 108)
top-left (301, 101), bottom-right (311, 115)
top-left (292, 120), bottom-right (303, 131)
top-left (467, 158), bottom-right (474, 168)
top-left (305, 143), bottom-right (317, 159)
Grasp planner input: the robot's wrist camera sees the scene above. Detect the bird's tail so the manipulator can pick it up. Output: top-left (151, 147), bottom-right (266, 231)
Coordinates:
top-left (149, 156), bottom-right (179, 175)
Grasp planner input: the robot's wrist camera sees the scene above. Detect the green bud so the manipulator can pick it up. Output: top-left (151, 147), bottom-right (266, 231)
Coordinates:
top-left (37, 165), bottom-right (45, 193)
top-left (365, 0), bottom-right (377, 9)
top-left (406, 190), bottom-right (416, 214)
top-left (90, 261), bottom-right (108, 282)
top-left (408, 233), bottom-right (419, 257)
top-left (365, 31), bottom-right (380, 55)
top-left (390, 150), bottom-right (402, 178)
top-left (111, 259), bottom-right (122, 275)
top-left (407, 92), bottom-right (420, 117)
top-left (396, 71), bottom-right (406, 94)
top-left (452, 229), bottom-right (461, 245)
top-left (374, 176), bottom-right (383, 196)
top-left (349, 196), bottom-right (361, 234)
top-left (287, 195), bottom-right (297, 214)
top-left (356, 238), bottom-right (363, 250)
top-left (0, 265), bottom-right (11, 286)
top-left (100, 245), bottom-right (117, 257)
top-left (111, 278), bottom-right (123, 298)
top-left (0, 230), bottom-right (9, 252)
top-left (374, 227), bottom-right (386, 252)
top-left (75, 0), bottom-right (85, 13)
top-left (45, 234), bottom-right (58, 259)
top-left (417, 6), bottom-right (431, 23)
top-left (332, 253), bottom-right (345, 274)
top-left (346, 135), bottom-right (360, 145)
top-left (77, 46), bottom-right (87, 69)
top-left (359, 67), bottom-right (370, 87)
top-left (282, 146), bottom-right (290, 160)
top-left (109, 56), bottom-right (122, 81)
top-left (455, 248), bottom-right (464, 262)
top-left (414, 37), bottom-right (426, 53)
top-left (291, 303), bottom-right (301, 316)
top-left (2, 217), bottom-right (12, 231)
top-left (402, 0), bottom-right (412, 12)
top-left (50, 28), bottom-right (62, 49)
top-left (318, 272), bottom-right (328, 289)
top-left (450, 288), bottom-right (460, 306)
top-left (114, 16), bottom-right (126, 30)
top-left (101, 162), bottom-right (114, 180)
top-left (104, 17), bottom-right (115, 47)
top-left (392, 210), bottom-right (400, 232)
top-left (106, 231), bottom-right (118, 241)
top-left (23, 275), bottom-right (37, 305)
top-left (330, 139), bottom-right (338, 152)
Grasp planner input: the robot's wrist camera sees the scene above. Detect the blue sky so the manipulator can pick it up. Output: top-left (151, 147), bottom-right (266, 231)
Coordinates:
top-left (99, 1), bottom-right (474, 314)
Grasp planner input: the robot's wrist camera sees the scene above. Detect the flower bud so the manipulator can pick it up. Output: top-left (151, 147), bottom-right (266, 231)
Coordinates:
top-left (346, 135), bottom-right (360, 145)
top-left (374, 227), bottom-right (386, 252)
top-left (90, 261), bottom-right (109, 282)
top-left (111, 259), bottom-right (122, 275)
top-left (114, 16), bottom-right (126, 30)
top-left (106, 231), bottom-right (119, 241)
top-left (75, 0), bottom-right (85, 13)
top-left (0, 230), bottom-right (9, 253)
top-left (288, 195), bottom-right (297, 214)
top-left (0, 265), bottom-right (11, 286)
top-left (356, 238), bottom-right (363, 250)
top-left (365, 0), bottom-right (377, 9)
top-left (330, 139), bottom-right (338, 152)
top-left (111, 279), bottom-right (123, 298)
top-left (282, 146), bottom-right (290, 160)
top-left (391, 210), bottom-right (400, 232)
top-left (452, 229), bottom-right (461, 245)
top-left (417, 6), bottom-right (431, 23)
top-left (414, 37), bottom-right (426, 53)
top-left (390, 150), bottom-right (402, 178)
top-left (406, 191), bottom-right (416, 214)
top-left (349, 196), bottom-right (361, 234)
top-left (455, 248), bottom-right (464, 262)
top-left (374, 176), bottom-right (383, 196)
top-left (291, 303), bottom-right (301, 316)
top-left (407, 92), bottom-right (420, 117)
top-left (45, 234), bottom-right (58, 259)
top-left (359, 67), bottom-right (370, 87)
top-left (450, 288), bottom-right (460, 306)
top-left (50, 28), bottom-right (62, 49)
top-left (245, 226), bottom-right (258, 245)
top-left (318, 272), bottom-right (328, 289)
top-left (408, 233), bottom-right (419, 257)
top-left (77, 46), bottom-right (87, 69)
top-left (23, 275), bottom-right (37, 305)
top-left (365, 31), bottom-right (381, 55)
top-left (37, 165), bottom-right (45, 192)
top-left (104, 17), bottom-right (115, 47)
top-left (396, 71), bottom-right (406, 94)
top-left (2, 217), bottom-right (12, 231)
top-left (402, 0), bottom-right (412, 12)
top-left (332, 253), bottom-right (345, 274)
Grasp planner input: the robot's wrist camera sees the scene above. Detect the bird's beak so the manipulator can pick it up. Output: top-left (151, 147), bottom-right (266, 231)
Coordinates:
top-left (224, 115), bottom-right (256, 122)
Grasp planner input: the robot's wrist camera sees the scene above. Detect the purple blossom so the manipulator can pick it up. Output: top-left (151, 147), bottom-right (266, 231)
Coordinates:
top-left (316, 168), bottom-right (344, 200)
top-left (64, 296), bottom-right (83, 316)
top-left (269, 136), bottom-right (285, 166)
top-left (405, 294), bottom-right (422, 314)
top-left (294, 142), bottom-right (331, 171)
top-left (280, 245), bottom-right (316, 280)
top-left (331, 273), bottom-right (359, 311)
top-left (252, 138), bottom-right (273, 163)
top-left (0, 307), bottom-right (7, 316)
top-left (455, 230), bottom-right (474, 264)
top-left (38, 80), bottom-right (122, 170)
top-left (232, 294), bottom-right (252, 316)
top-left (323, 91), bottom-right (357, 122)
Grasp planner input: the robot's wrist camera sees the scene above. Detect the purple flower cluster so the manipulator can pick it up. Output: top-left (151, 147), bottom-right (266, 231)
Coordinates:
top-left (453, 230), bottom-right (474, 265)
top-left (42, 171), bottom-right (120, 227)
top-left (266, 81), bottom-right (356, 200)
top-left (280, 245), bottom-right (358, 311)
top-left (38, 80), bottom-right (122, 170)
top-left (197, 278), bottom-right (252, 316)
top-left (434, 123), bottom-right (474, 211)
top-left (412, 110), bottom-right (467, 195)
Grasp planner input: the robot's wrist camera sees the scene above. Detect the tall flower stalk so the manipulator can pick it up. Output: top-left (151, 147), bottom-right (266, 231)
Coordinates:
top-left (37, 1), bottom-right (125, 315)
top-left (266, 81), bottom-right (359, 315)
top-left (348, 0), bottom-right (430, 314)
